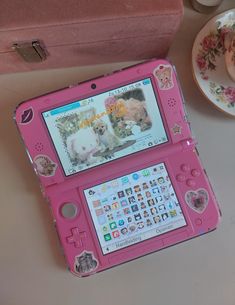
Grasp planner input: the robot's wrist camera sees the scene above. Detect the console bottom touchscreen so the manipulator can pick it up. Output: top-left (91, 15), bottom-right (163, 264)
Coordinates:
top-left (84, 163), bottom-right (187, 255)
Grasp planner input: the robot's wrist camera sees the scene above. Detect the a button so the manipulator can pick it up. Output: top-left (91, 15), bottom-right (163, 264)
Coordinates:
top-left (176, 174), bottom-right (186, 182)
top-left (66, 228), bottom-right (86, 248)
top-left (186, 179), bottom-right (196, 187)
top-left (195, 218), bottom-right (202, 226)
top-left (191, 169), bottom-right (201, 177)
top-left (181, 164), bottom-right (190, 172)
top-left (61, 203), bottom-right (78, 219)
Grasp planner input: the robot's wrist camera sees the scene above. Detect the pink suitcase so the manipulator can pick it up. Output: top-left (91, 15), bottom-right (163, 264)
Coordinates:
top-left (0, 0), bottom-right (183, 74)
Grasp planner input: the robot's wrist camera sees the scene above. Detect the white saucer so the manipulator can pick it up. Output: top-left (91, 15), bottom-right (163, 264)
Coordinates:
top-left (192, 9), bottom-right (235, 117)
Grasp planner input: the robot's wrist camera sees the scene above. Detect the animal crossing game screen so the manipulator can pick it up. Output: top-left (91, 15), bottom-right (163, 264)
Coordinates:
top-left (84, 162), bottom-right (187, 254)
top-left (42, 78), bottom-right (168, 176)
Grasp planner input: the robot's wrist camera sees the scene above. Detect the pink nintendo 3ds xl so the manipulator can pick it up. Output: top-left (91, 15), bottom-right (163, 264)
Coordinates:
top-left (15, 59), bottom-right (221, 277)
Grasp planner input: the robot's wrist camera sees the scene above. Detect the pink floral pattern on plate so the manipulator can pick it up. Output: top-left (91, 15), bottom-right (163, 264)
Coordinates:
top-left (192, 9), bottom-right (235, 115)
top-left (196, 26), bottom-right (229, 80)
top-left (210, 83), bottom-right (235, 107)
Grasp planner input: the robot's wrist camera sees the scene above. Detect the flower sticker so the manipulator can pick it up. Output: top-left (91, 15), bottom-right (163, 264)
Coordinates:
top-left (171, 124), bottom-right (182, 135)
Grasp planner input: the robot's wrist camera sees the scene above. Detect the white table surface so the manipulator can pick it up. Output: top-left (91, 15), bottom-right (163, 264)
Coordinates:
top-left (1, 1), bottom-right (235, 304)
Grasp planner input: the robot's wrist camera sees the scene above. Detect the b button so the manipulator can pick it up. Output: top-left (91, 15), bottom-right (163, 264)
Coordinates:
top-left (176, 174), bottom-right (186, 182)
top-left (61, 203), bottom-right (78, 219)
top-left (186, 179), bottom-right (196, 187)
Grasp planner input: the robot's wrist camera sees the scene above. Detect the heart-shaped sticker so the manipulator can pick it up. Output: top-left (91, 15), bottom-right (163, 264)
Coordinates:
top-left (185, 188), bottom-right (209, 213)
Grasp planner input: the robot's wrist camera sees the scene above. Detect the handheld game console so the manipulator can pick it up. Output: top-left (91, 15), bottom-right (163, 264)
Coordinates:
top-left (15, 59), bottom-right (221, 277)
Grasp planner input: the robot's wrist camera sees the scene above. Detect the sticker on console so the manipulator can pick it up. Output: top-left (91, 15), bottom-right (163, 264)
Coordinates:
top-left (185, 188), bottom-right (209, 213)
top-left (154, 65), bottom-right (174, 90)
top-left (171, 124), bottom-right (182, 135)
top-left (34, 155), bottom-right (57, 177)
top-left (20, 107), bottom-right (34, 124)
top-left (74, 251), bottom-right (98, 275)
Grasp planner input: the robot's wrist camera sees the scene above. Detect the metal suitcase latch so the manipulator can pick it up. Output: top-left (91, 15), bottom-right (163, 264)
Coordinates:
top-left (13, 40), bottom-right (47, 63)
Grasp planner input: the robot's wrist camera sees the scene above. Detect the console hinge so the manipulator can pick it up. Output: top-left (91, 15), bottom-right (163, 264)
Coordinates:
top-left (180, 138), bottom-right (197, 151)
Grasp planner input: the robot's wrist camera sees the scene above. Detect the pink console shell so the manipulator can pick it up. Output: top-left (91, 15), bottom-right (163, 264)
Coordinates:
top-left (15, 59), bottom-right (221, 277)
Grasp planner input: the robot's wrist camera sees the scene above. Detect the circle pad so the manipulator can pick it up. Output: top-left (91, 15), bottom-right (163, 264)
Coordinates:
top-left (61, 203), bottom-right (78, 219)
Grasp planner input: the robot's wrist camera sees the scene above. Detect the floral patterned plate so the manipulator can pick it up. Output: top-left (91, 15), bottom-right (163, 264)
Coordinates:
top-left (192, 9), bottom-right (235, 116)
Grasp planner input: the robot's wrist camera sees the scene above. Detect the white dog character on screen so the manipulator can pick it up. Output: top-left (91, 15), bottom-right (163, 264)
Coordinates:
top-left (66, 127), bottom-right (100, 166)
top-left (93, 120), bottom-right (121, 151)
